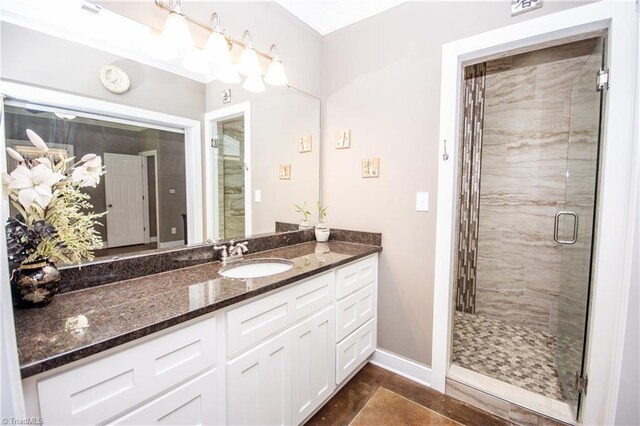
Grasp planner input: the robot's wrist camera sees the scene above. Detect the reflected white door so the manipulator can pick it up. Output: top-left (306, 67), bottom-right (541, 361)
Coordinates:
top-left (104, 153), bottom-right (145, 248)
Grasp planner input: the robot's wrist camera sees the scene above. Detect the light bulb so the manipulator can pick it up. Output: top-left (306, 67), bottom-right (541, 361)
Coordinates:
top-left (162, 11), bottom-right (193, 51)
top-left (145, 30), bottom-right (177, 61)
top-left (237, 43), bottom-right (262, 76)
top-left (264, 56), bottom-right (288, 86)
top-left (204, 31), bottom-right (232, 65)
top-left (182, 49), bottom-right (210, 74)
top-left (217, 63), bottom-right (241, 84)
top-left (243, 74), bottom-right (265, 93)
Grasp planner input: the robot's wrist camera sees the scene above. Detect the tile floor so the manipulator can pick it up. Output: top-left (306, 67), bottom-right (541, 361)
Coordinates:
top-left (306, 364), bottom-right (511, 426)
top-left (452, 311), bottom-right (565, 401)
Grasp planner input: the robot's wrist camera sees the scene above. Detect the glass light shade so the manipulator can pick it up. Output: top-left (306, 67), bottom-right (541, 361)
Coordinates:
top-left (145, 30), bottom-right (177, 61)
top-left (162, 12), bottom-right (193, 51)
top-left (237, 44), bottom-right (262, 76)
top-left (182, 49), bottom-right (210, 74)
top-left (243, 74), bottom-right (265, 93)
top-left (204, 31), bottom-right (232, 65)
top-left (217, 63), bottom-right (241, 84)
top-left (264, 57), bottom-right (288, 86)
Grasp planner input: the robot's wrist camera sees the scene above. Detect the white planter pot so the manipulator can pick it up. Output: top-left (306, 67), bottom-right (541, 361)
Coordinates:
top-left (299, 221), bottom-right (313, 230)
top-left (315, 226), bottom-right (330, 242)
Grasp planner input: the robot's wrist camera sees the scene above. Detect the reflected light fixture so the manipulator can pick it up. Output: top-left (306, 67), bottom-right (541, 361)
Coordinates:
top-left (146, 29), bottom-right (177, 61)
top-left (54, 112), bottom-right (77, 120)
top-left (154, 1), bottom-right (288, 89)
top-left (217, 63), bottom-right (241, 84)
top-left (237, 30), bottom-right (262, 76)
top-left (264, 44), bottom-right (288, 86)
top-left (161, 0), bottom-right (193, 51)
top-left (243, 74), bottom-right (266, 93)
top-left (182, 48), bottom-right (210, 74)
top-left (204, 12), bottom-right (232, 65)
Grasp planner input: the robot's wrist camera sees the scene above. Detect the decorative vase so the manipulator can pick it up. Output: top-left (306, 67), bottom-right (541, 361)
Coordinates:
top-left (299, 220), bottom-right (313, 230)
top-left (10, 258), bottom-right (61, 309)
top-left (315, 225), bottom-right (330, 242)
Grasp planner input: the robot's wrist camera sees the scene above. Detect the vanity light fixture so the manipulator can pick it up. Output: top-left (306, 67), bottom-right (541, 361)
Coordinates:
top-left (154, 0), bottom-right (288, 90)
top-left (243, 73), bottom-right (266, 93)
top-left (264, 44), bottom-right (288, 86)
top-left (160, 0), bottom-right (193, 51)
top-left (237, 31), bottom-right (262, 76)
top-left (182, 48), bottom-right (210, 74)
top-left (204, 12), bottom-right (232, 65)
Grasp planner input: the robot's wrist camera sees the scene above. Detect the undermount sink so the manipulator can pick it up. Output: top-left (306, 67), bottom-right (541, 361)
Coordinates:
top-left (219, 258), bottom-right (294, 279)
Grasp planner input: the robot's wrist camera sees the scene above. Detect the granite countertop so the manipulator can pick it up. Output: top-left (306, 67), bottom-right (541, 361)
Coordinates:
top-left (14, 240), bottom-right (381, 378)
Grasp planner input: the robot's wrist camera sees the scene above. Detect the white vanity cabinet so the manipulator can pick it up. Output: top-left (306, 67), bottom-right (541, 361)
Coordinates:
top-left (22, 254), bottom-right (378, 426)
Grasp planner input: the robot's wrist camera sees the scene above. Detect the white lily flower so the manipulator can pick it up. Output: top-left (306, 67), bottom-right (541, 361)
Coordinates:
top-left (2, 172), bottom-right (11, 198)
top-left (81, 153), bottom-right (97, 163)
top-left (72, 155), bottom-right (103, 188)
top-left (26, 129), bottom-right (49, 152)
top-left (6, 147), bottom-right (24, 163)
top-left (34, 157), bottom-right (53, 169)
top-left (9, 164), bottom-right (64, 209)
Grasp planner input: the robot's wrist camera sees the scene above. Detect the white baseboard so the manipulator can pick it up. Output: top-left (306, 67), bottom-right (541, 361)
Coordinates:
top-left (369, 348), bottom-right (432, 387)
top-left (158, 240), bottom-right (185, 248)
top-left (150, 237), bottom-right (158, 243)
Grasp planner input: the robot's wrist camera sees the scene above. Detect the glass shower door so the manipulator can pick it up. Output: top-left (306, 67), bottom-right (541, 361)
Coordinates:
top-left (555, 38), bottom-right (605, 418)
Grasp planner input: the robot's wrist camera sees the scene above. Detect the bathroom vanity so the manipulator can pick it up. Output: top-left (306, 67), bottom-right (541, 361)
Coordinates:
top-left (16, 237), bottom-right (380, 425)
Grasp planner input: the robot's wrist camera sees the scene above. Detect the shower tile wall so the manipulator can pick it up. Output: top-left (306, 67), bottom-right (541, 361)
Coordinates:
top-left (217, 120), bottom-right (245, 239)
top-left (475, 38), bottom-right (600, 333)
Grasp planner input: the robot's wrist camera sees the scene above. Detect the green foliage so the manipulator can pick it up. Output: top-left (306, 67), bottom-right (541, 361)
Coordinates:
top-left (294, 201), bottom-right (311, 222)
top-left (317, 201), bottom-right (327, 222)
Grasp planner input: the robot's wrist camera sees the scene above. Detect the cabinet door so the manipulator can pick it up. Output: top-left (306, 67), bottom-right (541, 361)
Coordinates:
top-left (109, 368), bottom-right (220, 425)
top-left (227, 331), bottom-right (292, 425)
top-left (291, 306), bottom-right (336, 425)
top-left (336, 317), bottom-right (377, 384)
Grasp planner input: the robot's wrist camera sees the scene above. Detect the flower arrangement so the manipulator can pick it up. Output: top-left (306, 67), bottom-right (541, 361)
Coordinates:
top-left (317, 201), bottom-right (327, 227)
top-left (294, 201), bottom-right (313, 230)
top-left (4, 129), bottom-right (106, 266)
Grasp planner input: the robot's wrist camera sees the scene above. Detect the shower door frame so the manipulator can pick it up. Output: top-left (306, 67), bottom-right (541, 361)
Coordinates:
top-left (431, 2), bottom-right (638, 424)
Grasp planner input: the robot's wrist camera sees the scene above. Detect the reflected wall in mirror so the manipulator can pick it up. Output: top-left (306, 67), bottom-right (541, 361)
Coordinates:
top-left (205, 85), bottom-right (321, 241)
top-left (4, 105), bottom-right (189, 260)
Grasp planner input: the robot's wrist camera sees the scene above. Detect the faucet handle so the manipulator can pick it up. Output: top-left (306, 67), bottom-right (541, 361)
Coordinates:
top-left (214, 245), bottom-right (228, 258)
top-left (236, 241), bottom-right (249, 253)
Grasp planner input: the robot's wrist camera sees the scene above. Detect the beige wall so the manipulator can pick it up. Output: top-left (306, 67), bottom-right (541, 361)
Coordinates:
top-left (321, 0), bottom-right (594, 366)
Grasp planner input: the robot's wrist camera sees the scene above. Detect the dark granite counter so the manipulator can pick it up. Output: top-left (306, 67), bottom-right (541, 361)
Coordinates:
top-left (14, 241), bottom-right (381, 379)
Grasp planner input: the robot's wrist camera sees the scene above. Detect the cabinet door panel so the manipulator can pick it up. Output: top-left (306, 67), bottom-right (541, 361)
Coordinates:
top-left (336, 318), bottom-right (376, 384)
top-left (336, 284), bottom-right (376, 342)
top-left (227, 332), bottom-right (292, 425)
top-left (37, 316), bottom-right (217, 425)
top-left (336, 255), bottom-right (377, 300)
top-left (227, 272), bottom-right (334, 357)
top-left (109, 369), bottom-right (219, 425)
top-left (291, 306), bottom-right (336, 425)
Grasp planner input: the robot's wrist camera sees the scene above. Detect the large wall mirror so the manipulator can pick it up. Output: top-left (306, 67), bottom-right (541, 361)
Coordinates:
top-left (1, 18), bottom-right (320, 263)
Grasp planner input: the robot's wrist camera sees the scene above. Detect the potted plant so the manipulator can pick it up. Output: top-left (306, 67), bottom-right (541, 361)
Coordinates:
top-left (294, 201), bottom-right (312, 229)
top-left (315, 201), bottom-right (330, 242)
top-left (4, 129), bottom-right (105, 308)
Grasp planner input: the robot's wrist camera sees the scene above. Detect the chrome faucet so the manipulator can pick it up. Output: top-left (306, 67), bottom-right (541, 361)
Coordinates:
top-left (228, 240), bottom-right (249, 261)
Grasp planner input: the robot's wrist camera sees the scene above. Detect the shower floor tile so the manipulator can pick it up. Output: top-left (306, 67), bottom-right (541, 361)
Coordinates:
top-left (452, 311), bottom-right (565, 401)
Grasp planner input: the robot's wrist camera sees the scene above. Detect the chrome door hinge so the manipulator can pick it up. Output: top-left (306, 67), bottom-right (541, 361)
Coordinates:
top-left (597, 69), bottom-right (609, 91)
top-left (575, 371), bottom-right (589, 395)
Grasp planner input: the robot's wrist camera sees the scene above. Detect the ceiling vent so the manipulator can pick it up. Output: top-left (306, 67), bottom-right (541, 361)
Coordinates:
top-left (80, 2), bottom-right (102, 15)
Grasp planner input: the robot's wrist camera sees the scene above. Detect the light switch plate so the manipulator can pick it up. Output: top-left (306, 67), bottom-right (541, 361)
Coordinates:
top-left (255, 190), bottom-right (261, 203)
top-left (171, 227), bottom-right (177, 234)
top-left (416, 192), bottom-right (429, 212)
top-left (169, 188), bottom-right (176, 194)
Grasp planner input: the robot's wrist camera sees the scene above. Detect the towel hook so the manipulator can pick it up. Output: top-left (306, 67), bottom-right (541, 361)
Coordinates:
top-left (442, 139), bottom-right (450, 161)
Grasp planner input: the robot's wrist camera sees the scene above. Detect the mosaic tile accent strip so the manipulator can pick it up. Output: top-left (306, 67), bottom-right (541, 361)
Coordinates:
top-left (455, 63), bottom-right (486, 313)
top-left (452, 311), bottom-right (565, 401)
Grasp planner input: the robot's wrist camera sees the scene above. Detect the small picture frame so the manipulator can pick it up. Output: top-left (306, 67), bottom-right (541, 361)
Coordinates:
top-left (336, 130), bottom-right (351, 149)
top-left (362, 158), bottom-right (380, 178)
top-left (279, 164), bottom-right (291, 180)
top-left (298, 135), bottom-right (312, 153)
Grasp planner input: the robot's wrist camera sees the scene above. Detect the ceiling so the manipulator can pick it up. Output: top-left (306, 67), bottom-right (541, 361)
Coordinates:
top-left (274, 0), bottom-right (408, 35)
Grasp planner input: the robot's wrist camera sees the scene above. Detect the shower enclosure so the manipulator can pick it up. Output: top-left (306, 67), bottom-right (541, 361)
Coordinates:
top-left (451, 36), bottom-right (606, 419)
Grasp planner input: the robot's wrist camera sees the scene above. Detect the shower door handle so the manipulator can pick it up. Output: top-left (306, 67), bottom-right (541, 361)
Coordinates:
top-left (554, 211), bottom-right (578, 244)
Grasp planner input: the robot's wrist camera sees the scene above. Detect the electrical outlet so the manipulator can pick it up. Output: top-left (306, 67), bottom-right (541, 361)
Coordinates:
top-left (169, 188), bottom-right (176, 194)
top-left (171, 227), bottom-right (177, 234)
top-left (255, 190), bottom-right (261, 203)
